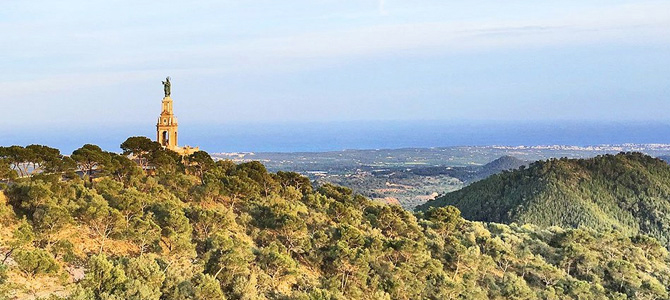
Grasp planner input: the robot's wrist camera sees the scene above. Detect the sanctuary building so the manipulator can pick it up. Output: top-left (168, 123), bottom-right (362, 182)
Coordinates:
top-left (156, 77), bottom-right (199, 156)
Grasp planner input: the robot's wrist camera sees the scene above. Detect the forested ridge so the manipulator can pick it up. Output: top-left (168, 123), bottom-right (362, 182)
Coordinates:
top-left (418, 152), bottom-right (670, 248)
top-left (1, 142), bottom-right (670, 299)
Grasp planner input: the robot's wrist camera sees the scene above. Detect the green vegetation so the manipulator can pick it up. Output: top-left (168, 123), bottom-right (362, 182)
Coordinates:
top-left (314, 156), bottom-right (527, 209)
top-left (419, 152), bottom-right (670, 248)
top-left (1, 144), bottom-right (669, 299)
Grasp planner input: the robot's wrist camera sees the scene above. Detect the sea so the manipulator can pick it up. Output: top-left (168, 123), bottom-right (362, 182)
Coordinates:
top-left (3, 120), bottom-right (670, 154)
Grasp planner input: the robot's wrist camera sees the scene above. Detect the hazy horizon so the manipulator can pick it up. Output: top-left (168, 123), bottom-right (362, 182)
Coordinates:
top-left (4, 120), bottom-right (670, 154)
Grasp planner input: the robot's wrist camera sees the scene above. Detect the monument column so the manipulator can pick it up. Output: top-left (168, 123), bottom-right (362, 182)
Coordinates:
top-left (156, 77), bottom-right (179, 151)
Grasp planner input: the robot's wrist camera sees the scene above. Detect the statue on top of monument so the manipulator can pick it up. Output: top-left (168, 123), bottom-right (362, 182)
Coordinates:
top-left (162, 76), bottom-right (171, 97)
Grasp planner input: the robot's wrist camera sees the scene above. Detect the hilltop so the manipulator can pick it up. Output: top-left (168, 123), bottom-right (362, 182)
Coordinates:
top-left (418, 152), bottom-right (670, 248)
top-left (1, 143), bottom-right (670, 299)
top-left (471, 155), bottom-right (529, 182)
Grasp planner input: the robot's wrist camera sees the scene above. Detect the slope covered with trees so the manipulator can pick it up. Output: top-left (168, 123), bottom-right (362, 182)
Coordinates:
top-left (418, 152), bottom-right (670, 248)
top-left (474, 155), bottom-right (529, 182)
top-left (1, 143), bottom-right (669, 299)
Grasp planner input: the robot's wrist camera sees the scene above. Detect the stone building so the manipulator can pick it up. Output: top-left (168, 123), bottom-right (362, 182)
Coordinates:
top-left (156, 77), bottom-right (199, 155)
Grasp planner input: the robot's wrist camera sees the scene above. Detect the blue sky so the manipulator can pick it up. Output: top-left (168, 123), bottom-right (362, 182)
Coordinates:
top-left (1, 0), bottom-right (670, 132)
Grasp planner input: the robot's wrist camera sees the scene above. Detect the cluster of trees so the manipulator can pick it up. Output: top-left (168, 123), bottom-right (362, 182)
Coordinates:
top-left (0, 144), bottom-right (669, 299)
top-left (0, 137), bottom-right (205, 186)
top-left (418, 152), bottom-right (670, 249)
top-left (0, 145), bottom-right (74, 180)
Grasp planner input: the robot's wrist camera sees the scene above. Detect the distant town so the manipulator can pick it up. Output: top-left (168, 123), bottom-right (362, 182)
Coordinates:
top-left (211, 144), bottom-right (670, 209)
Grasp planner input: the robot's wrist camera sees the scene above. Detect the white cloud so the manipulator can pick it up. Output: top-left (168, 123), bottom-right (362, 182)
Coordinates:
top-left (118, 2), bottom-right (670, 72)
top-left (1, 1), bottom-right (669, 99)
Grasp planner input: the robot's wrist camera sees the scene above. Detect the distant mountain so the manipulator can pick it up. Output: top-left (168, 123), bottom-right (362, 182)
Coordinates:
top-left (418, 152), bottom-right (670, 248)
top-left (476, 155), bottom-right (528, 180)
top-left (658, 155), bottom-right (670, 164)
top-left (407, 155), bottom-right (528, 183)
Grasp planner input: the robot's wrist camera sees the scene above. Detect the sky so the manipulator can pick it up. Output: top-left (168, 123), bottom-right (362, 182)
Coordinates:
top-left (1, 1), bottom-right (670, 151)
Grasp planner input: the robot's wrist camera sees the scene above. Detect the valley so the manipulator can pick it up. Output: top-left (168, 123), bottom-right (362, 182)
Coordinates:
top-left (214, 144), bottom-right (670, 209)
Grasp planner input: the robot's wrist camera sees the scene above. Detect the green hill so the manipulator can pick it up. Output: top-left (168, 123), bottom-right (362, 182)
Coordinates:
top-left (475, 155), bottom-right (529, 181)
top-left (418, 152), bottom-right (670, 247)
top-left (1, 143), bottom-right (670, 299)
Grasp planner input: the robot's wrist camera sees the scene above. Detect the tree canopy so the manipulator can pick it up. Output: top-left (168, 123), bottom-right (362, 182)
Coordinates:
top-left (0, 145), bottom-right (669, 299)
top-left (419, 152), bottom-right (670, 248)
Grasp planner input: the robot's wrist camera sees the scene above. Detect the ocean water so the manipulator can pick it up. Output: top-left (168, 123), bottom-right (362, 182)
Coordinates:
top-left (3, 120), bottom-right (670, 154)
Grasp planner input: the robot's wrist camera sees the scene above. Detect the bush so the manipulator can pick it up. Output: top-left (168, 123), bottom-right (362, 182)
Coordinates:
top-left (13, 248), bottom-right (59, 277)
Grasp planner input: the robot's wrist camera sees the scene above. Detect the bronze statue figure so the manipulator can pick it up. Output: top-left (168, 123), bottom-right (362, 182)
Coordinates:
top-left (162, 76), bottom-right (171, 97)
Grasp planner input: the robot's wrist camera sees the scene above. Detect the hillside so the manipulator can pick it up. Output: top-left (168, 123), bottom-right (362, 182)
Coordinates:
top-left (1, 143), bottom-right (670, 299)
top-left (475, 155), bottom-right (528, 181)
top-left (418, 152), bottom-right (670, 248)
top-left (657, 155), bottom-right (670, 164)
